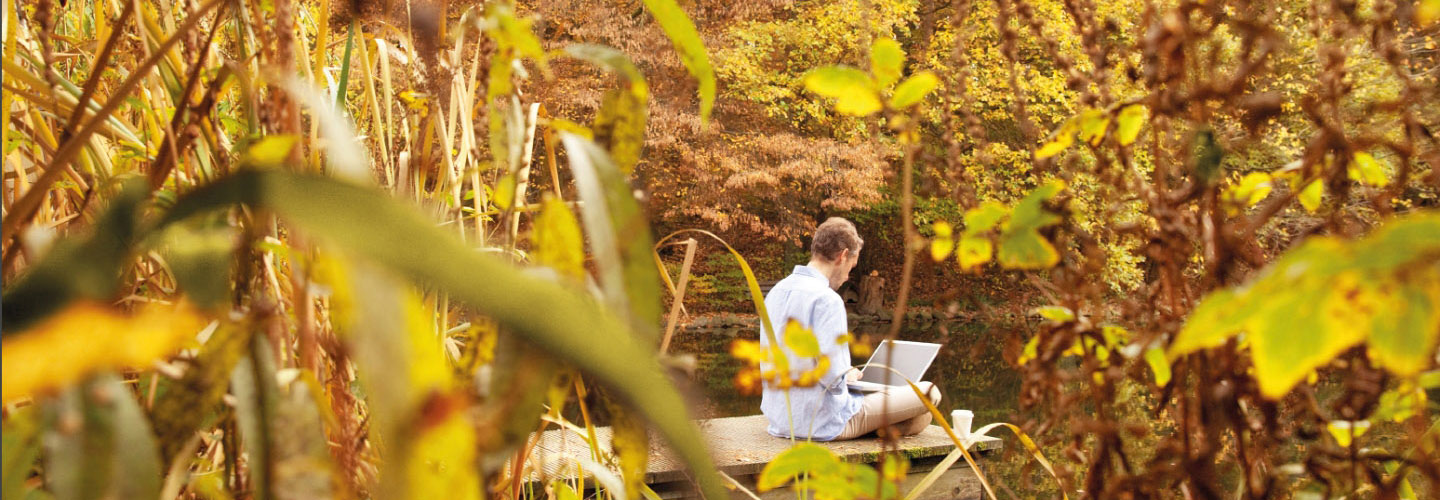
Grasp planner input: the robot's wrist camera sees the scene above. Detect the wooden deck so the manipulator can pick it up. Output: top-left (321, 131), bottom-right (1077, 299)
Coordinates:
top-left (526, 415), bottom-right (1002, 499)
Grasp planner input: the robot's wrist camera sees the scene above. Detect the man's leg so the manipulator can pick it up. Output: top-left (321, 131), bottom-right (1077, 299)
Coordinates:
top-left (833, 382), bottom-right (941, 440)
top-left (892, 381), bottom-right (941, 435)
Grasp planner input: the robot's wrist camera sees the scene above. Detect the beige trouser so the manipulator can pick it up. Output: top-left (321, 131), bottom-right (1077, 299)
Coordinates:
top-left (833, 381), bottom-right (942, 440)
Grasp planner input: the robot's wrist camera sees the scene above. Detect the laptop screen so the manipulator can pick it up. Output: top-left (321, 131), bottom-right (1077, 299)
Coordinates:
top-left (858, 340), bottom-right (942, 386)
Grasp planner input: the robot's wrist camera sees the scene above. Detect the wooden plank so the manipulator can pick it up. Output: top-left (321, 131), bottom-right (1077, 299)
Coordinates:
top-left (526, 415), bottom-right (1002, 486)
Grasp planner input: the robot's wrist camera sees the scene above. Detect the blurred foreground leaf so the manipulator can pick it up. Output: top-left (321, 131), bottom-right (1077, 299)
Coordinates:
top-left (2, 302), bottom-right (207, 402)
top-left (161, 168), bottom-right (727, 499)
top-left (43, 376), bottom-right (162, 500)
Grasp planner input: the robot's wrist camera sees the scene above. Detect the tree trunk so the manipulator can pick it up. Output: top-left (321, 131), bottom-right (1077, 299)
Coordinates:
top-left (858, 271), bottom-right (886, 315)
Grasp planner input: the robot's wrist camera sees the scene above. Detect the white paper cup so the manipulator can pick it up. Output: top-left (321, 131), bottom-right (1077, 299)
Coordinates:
top-left (951, 409), bottom-right (974, 440)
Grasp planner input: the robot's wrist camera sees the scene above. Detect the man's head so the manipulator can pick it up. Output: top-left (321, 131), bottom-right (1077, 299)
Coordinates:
top-left (809, 217), bottom-right (863, 289)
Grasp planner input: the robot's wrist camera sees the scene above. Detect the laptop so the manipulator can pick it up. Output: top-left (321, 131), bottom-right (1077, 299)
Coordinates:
top-left (846, 340), bottom-right (942, 393)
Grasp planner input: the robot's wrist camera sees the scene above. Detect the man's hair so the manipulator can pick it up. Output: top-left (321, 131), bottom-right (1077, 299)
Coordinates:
top-left (810, 217), bottom-right (863, 262)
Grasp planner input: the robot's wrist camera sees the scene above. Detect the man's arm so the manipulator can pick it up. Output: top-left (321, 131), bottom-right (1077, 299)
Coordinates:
top-left (815, 297), bottom-right (855, 393)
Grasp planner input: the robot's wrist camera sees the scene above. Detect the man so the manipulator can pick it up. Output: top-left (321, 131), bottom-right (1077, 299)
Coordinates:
top-left (760, 217), bottom-right (941, 440)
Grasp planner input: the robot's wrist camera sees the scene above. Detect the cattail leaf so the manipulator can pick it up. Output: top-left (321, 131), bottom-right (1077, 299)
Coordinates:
top-left (1, 408), bottom-right (43, 500)
top-left (2, 179), bottom-right (150, 333)
top-left (43, 375), bottom-right (163, 500)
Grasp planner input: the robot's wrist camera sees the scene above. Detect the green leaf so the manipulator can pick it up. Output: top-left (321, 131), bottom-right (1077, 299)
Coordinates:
top-left (1169, 289), bottom-right (1243, 357)
top-left (1365, 275), bottom-right (1440, 375)
top-left (1008, 180), bottom-right (1065, 232)
top-left (640, 0), bottom-right (715, 121)
top-left (803, 66), bottom-right (882, 117)
top-left (783, 319), bottom-right (821, 358)
top-left (2, 179), bottom-right (150, 333)
top-left (1114, 104), bottom-right (1147, 146)
top-left (930, 221), bottom-right (954, 261)
top-left (1035, 306), bottom-right (1075, 323)
top-left (870, 38), bottom-right (904, 88)
top-left (44, 376), bottom-right (163, 500)
top-left (1298, 179), bottom-right (1324, 212)
top-left (998, 230), bottom-right (1060, 270)
top-left (889, 71), bottom-right (939, 109)
top-left (1144, 346), bottom-right (1172, 387)
top-left (160, 169), bottom-right (727, 500)
top-left (957, 235), bottom-right (993, 271)
top-left (551, 481), bottom-right (581, 500)
top-left (2, 409), bottom-right (42, 500)
top-left (962, 202), bottom-right (1008, 235)
top-left (1349, 151), bottom-right (1389, 187)
top-left (757, 444), bottom-right (841, 491)
top-left (157, 219), bottom-right (236, 309)
top-left (335, 20), bottom-right (357, 109)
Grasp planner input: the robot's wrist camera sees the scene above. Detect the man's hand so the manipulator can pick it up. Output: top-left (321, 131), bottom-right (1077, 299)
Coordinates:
top-left (845, 367), bottom-right (862, 383)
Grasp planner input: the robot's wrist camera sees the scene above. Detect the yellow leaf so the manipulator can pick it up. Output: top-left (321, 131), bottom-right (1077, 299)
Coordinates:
top-left (1326, 420), bottom-right (1370, 447)
top-left (3, 302), bottom-right (208, 402)
top-left (1144, 346), bottom-right (1172, 387)
top-left (493, 173), bottom-right (517, 210)
top-left (1076, 109), bottom-right (1110, 146)
top-left (888, 71), bottom-right (940, 109)
top-left (245, 135), bottom-right (299, 167)
top-left (1035, 306), bottom-right (1075, 323)
top-left (1036, 119), bottom-right (1078, 159)
top-left (1349, 151), bottom-right (1389, 187)
top-left (1114, 104), bottom-right (1148, 146)
top-left (1298, 179), bottom-right (1324, 212)
top-left (783, 319), bottom-right (821, 358)
top-left (1018, 335), bottom-right (1039, 365)
top-left (957, 235), bottom-right (993, 271)
top-left (1222, 172), bottom-right (1274, 213)
top-left (803, 66), bottom-right (881, 116)
top-left (930, 221), bottom-right (954, 261)
top-left (532, 196), bottom-right (586, 282)
top-left (870, 38), bottom-right (904, 88)
top-left (1419, 0), bottom-right (1440, 26)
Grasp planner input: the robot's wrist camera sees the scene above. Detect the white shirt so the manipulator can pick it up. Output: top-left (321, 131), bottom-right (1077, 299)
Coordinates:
top-left (759, 265), bottom-right (864, 440)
